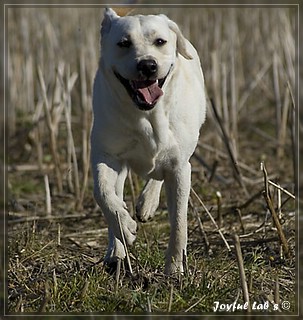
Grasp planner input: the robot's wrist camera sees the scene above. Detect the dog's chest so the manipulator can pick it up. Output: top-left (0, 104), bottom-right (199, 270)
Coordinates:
top-left (117, 113), bottom-right (176, 176)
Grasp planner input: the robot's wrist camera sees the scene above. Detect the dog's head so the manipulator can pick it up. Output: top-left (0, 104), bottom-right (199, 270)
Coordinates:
top-left (100, 8), bottom-right (193, 111)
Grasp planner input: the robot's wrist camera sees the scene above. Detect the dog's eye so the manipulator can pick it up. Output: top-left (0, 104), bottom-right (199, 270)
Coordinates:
top-left (154, 38), bottom-right (167, 47)
top-left (117, 39), bottom-right (132, 48)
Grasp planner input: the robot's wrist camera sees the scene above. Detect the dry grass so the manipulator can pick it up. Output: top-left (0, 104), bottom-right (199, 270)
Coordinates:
top-left (5, 4), bottom-right (298, 316)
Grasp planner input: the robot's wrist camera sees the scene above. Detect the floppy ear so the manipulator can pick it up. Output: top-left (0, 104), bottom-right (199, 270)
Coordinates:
top-left (101, 8), bottom-right (120, 36)
top-left (160, 15), bottom-right (193, 60)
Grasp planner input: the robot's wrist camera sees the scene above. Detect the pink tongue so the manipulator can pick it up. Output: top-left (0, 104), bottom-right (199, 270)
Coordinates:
top-left (137, 82), bottom-right (163, 105)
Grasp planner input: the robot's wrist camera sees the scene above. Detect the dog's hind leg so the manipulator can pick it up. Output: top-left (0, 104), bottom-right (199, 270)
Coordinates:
top-left (136, 179), bottom-right (163, 222)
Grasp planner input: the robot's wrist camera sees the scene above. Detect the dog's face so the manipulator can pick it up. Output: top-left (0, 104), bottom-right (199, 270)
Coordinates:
top-left (100, 8), bottom-right (192, 111)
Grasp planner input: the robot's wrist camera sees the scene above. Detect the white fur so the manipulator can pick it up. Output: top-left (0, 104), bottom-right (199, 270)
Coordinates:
top-left (91, 8), bottom-right (206, 274)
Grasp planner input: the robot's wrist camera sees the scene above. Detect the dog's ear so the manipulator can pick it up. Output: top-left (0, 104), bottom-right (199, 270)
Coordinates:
top-left (101, 8), bottom-right (120, 36)
top-left (160, 15), bottom-right (193, 60)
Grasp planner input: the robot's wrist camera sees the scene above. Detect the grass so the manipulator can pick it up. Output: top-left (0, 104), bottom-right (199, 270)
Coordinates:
top-left (7, 183), bottom-right (296, 314)
top-left (5, 3), bottom-right (298, 318)
top-left (8, 221), bottom-right (295, 314)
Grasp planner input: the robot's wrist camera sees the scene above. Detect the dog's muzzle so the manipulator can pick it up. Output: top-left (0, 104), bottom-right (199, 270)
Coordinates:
top-left (114, 62), bottom-right (172, 111)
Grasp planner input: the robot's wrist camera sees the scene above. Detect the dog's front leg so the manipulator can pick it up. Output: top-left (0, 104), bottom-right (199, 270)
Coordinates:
top-left (164, 162), bottom-right (191, 275)
top-left (92, 156), bottom-right (137, 265)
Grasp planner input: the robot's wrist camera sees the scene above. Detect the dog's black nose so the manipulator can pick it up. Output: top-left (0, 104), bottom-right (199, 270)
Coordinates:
top-left (137, 59), bottom-right (158, 78)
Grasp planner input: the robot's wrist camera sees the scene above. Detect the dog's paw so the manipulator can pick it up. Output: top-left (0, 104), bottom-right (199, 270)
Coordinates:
top-left (165, 248), bottom-right (186, 275)
top-left (105, 236), bottom-right (126, 261)
top-left (136, 180), bottom-right (162, 222)
top-left (164, 260), bottom-right (184, 275)
top-left (136, 197), bottom-right (158, 222)
top-left (118, 211), bottom-right (137, 246)
top-left (104, 260), bottom-right (119, 275)
top-left (104, 259), bottom-right (133, 276)
top-left (104, 207), bottom-right (137, 247)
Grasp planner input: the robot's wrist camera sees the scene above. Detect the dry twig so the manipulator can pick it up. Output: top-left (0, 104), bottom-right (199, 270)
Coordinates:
top-left (116, 212), bottom-right (133, 275)
top-left (167, 284), bottom-right (174, 312)
top-left (209, 99), bottom-right (248, 196)
top-left (260, 162), bottom-right (290, 259)
top-left (191, 188), bottom-right (231, 251)
top-left (37, 66), bottom-right (63, 193)
top-left (268, 180), bottom-right (295, 199)
top-left (216, 191), bottom-right (222, 228)
top-left (38, 281), bottom-right (51, 312)
top-left (233, 234), bottom-right (251, 312)
top-left (189, 196), bottom-right (210, 253)
top-left (44, 174), bottom-right (51, 216)
top-left (115, 259), bottom-right (122, 292)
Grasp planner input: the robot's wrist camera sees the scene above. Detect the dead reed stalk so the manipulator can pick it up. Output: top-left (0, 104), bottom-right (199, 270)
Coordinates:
top-left (38, 280), bottom-right (51, 312)
top-left (216, 191), bottom-right (222, 228)
top-left (61, 66), bottom-right (81, 207)
top-left (79, 279), bottom-right (89, 300)
top-left (273, 52), bottom-right (282, 142)
top-left (233, 234), bottom-right (251, 312)
top-left (115, 259), bottom-right (122, 292)
top-left (191, 187), bottom-right (231, 251)
top-left (209, 98), bottom-right (248, 196)
top-left (146, 293), bottom-right (152, 312)
top-left (189, 196), bottom-right (210, 253)
top-left (167, 283), bottom-right (174, 312)
top-left (15, 295), bottom-right (23, 312)
top-left (57, 223), bottom-right (61, 246)
top-left (37, 66), bottom-right (63, 193)
top-left (78, 48), bottom-right (91, 210)
top-left (288, 81), bottom-right (297, 184)
top-left (260, 162), bottom-right (290, 259)
top-left (116, 211), bottom-right (133, 275)
top-left (274, 274), bottom-right (280, 306)
top-left (44, 174), bottom-right (51, 216)
top-left (53, 269), bottom-right (58, 297)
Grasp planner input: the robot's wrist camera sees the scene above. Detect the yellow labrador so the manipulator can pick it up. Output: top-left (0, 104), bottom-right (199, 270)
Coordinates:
top-left (91, 8), bottom-right (206, 274)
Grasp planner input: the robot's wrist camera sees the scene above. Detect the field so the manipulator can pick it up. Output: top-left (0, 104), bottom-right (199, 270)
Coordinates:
top-left (4, 3), bottom-right (299, 317)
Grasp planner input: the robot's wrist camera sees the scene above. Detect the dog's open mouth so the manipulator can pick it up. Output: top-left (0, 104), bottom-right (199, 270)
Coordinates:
top-left (114, 72), bottom-right (167, 111)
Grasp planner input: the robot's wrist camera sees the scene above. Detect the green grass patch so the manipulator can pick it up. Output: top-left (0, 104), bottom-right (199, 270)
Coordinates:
top-left (7, 212), bottom-right (296, 314)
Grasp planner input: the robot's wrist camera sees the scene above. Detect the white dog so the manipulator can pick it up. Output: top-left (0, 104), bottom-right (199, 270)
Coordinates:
top-left (91, 8), bottom-right (206, 274)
